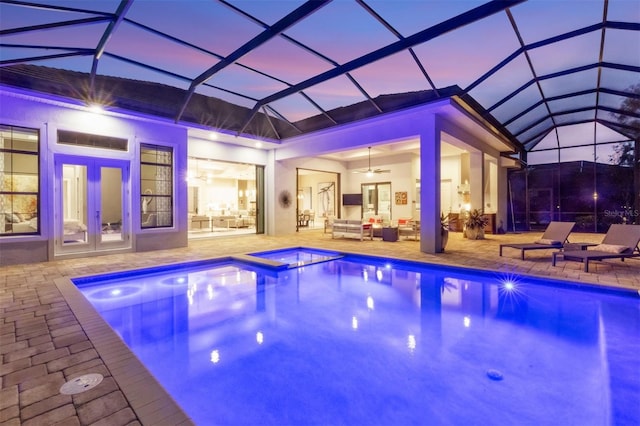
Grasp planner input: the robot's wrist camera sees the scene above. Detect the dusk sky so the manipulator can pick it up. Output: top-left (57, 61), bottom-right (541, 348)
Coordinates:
top-left (1, 0), bottom-right (638, 160)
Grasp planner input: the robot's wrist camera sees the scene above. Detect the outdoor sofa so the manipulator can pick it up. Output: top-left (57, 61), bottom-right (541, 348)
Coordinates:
top-left (552, 224), bottom-right (640, 272)
top-left (499, 221), bottom-right (575, 260)
top-left (332, 219), bottom-right (373, 241)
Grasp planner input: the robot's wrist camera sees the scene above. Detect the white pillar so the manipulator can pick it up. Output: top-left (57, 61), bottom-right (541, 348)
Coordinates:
top-left (470, 151), bottom-right (483, 212)
top-left (419, 115), bottom-right (442, 254)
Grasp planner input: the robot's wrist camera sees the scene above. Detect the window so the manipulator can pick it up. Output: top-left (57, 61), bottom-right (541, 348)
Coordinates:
top-left (140, 144), bottom-right (173, 228)
top-left (58, 129), bottom-right (128, 151)
top-left (1, 125), bottom-right (39, 235)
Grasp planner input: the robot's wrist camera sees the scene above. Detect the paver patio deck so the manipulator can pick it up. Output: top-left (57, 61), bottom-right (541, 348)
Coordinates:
top-left (2, 230), bottom-right (639, 425)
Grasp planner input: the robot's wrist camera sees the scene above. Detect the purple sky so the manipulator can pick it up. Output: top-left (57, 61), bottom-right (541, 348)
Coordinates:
top-left (1, 0), bottom-right (638, 149)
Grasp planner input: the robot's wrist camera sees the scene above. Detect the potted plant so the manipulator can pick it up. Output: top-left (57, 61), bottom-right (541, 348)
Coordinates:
top-left (440, 212), bottom-right (449, 251)
top-left (463, 209), bottom-right (489, 240)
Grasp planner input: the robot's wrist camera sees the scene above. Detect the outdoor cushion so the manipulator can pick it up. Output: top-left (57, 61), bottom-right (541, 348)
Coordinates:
top-left (536, 238), bottom-right (561, 245)
top-left (592, 244), bottom-right (628, 254)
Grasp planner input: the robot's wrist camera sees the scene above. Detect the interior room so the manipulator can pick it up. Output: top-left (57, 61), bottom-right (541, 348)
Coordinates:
top-left (186, 158), bottom-right (258, 238)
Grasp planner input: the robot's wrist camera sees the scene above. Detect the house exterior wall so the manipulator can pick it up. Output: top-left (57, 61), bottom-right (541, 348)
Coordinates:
top-left (1, 86), bottom-right (515, 261)
top-left (0, 88), bottom-right (189, 265)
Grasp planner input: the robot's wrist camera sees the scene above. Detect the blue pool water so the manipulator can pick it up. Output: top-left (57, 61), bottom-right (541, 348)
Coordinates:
top-left (74, 251), bottom-right (640, 425)
top-left (248, 247), bottom-right (341, 267)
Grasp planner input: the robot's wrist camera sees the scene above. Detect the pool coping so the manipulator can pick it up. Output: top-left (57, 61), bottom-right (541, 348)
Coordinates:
top-left (54, 276), bottom-right (195, 426)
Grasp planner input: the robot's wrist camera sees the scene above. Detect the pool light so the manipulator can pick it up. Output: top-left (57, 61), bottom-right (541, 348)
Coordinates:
top-left (366, 295), bottom-right (374, 310)
top-left (407, 334), bottom-right (416, 352)
top-left (207, 284), bottom-right (213, 300)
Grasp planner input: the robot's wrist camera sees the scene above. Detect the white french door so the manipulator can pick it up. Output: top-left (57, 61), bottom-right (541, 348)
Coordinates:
top-left (54, 155), bottom-right (130, 255)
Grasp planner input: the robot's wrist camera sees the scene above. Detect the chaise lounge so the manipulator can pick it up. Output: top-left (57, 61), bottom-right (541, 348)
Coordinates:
top-left (552, 224), bottom-right (640, 272)
top-left (499, 221), bottom-right (575, 260)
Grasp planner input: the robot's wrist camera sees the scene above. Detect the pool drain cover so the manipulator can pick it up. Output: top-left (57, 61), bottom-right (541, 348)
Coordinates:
top-left (60, 373), bottom-right (104, 395)
top-left (486, 369), bottom-right (504, 381)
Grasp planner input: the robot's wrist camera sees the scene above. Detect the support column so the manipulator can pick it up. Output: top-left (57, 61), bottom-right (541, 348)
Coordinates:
top-left (635, 139), bottom-right (640, 224)
top-left (497, 163), bottom-right (509, 233)
top-left (470, 151), bottom-right (483, 212)
top-left (419, 115), bottom-right (441, 254)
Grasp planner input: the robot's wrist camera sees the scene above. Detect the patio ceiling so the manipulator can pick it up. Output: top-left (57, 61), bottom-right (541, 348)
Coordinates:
top-left (1, 0), bottom-right (638, 156)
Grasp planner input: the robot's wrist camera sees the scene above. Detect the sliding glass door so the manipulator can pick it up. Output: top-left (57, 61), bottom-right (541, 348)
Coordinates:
top-left (362, 182), bottom-right (391, 222)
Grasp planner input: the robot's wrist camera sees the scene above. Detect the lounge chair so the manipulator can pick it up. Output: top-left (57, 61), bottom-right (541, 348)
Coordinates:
top-left (552, 224), bottom-right (640, 272)
top-left (499, 221), bottom-right (575, 260)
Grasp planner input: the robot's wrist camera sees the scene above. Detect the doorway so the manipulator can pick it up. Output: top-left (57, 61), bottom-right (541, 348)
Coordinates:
top-left (362, 182), bottom-right (391, 223)
top-left (185, 158), bottom-right (262, 238)
top-left (54, 155), bottom-right (130, 255)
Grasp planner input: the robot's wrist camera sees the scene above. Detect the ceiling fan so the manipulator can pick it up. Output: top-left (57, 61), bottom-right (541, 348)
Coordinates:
top-left (354, 147), bottom-right (390, 176)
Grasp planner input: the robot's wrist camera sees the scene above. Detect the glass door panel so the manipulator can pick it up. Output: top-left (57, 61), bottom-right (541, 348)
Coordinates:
top-left (377, 183), bottom-right (391, 222)
top-left (362, 183), bottom-right (376, 216)
top-left (100, 166), bottom-right (124, 243)
top-left (56, 156), bottom-right (129, 255)
top-left (62, 164), bottom-right (89, 246)
top-left (361, 182), bottom-right (392, 223)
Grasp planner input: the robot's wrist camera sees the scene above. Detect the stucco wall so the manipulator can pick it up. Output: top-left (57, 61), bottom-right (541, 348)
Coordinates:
top-left (0, 89), bottom-right (189, 265)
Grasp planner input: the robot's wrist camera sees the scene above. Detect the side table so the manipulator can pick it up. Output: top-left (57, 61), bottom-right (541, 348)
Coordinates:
top-left (382, 227), bottom-right (398, 242)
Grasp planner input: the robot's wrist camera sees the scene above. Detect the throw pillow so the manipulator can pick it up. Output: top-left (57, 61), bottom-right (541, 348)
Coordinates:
top-left (535, 238), bottom-right (561, 245)
top-left (592, 244), bottom-right (628, 254)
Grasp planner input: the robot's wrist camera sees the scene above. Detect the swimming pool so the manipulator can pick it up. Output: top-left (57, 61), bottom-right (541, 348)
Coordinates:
top-left (74, 250), bottom-right (640, 425)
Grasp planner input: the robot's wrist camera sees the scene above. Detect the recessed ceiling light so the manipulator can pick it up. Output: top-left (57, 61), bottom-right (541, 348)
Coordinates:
top-left (88, 104), bottom-right (103, 113)
top-left (209, 132), bottom-right (218, 140)
top-left (255, 141), bottom-right (262, 148)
